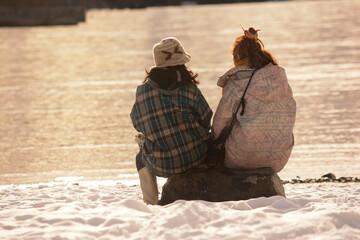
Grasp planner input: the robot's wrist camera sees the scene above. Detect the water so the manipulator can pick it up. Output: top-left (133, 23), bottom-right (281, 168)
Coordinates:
top-left (1, 0), bottom-right (360, 185)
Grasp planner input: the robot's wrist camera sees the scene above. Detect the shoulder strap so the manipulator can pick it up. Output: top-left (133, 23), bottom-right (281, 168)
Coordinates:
top-left (214, 68), bottom-right (259, 144)
top-left (239, 68), bottom-right (258, 116)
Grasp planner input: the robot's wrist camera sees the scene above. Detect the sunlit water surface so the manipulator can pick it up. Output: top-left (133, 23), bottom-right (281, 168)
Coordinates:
top-left (1, 0), bottom-right (360, 185)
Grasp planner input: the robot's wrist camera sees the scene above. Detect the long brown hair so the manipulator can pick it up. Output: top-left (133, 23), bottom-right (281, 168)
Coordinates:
top-left (144, 65), bottom-right (199, 85)
top-left (232, 27), bottom-right (278, 69)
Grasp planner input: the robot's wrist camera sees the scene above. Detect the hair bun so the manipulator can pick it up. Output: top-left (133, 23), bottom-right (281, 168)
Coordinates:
top-left (241, 25), bottom-right (260, 40)
top-left (248, 27), bottom-right (257, 35)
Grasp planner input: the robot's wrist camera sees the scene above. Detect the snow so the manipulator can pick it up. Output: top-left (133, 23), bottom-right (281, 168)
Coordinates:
top-left (1, 181), bottom-right (359, 240)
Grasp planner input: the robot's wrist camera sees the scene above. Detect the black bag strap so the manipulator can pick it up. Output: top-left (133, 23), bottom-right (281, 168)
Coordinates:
top-left (213, 68), bottom-right (259, 145)
top-left (238, 68), bottom-right (258, 116)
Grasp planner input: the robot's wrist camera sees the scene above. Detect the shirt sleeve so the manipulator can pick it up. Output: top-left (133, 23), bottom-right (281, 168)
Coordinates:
top-left (194, 88), bottom-right (213, 131)
top-left (211, 80), bottom-right (239, 140)
top-left (130, 86), bottom-right (143, 133)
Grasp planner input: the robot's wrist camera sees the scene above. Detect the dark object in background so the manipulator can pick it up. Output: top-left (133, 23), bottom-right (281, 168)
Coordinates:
top-left (282, 173), bottom-right (360, 184)
top-left (0, 0), bottom-right (86, 26)
top-left (322, 173), bottom-right (336, 180)
top-left (0, 8), bottom-right (85, 27)
top-left (0, 0), bottom-right (279, 26)
top-left (0, 0), bottom-right (278, 11)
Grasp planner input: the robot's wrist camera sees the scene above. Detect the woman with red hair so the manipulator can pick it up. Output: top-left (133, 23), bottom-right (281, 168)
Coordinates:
top-left (212, 26), bottom-right (296, 172)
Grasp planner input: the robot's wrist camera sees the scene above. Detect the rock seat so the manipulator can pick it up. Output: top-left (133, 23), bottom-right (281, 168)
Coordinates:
top-left (158, 167), bottom-right (285, 206)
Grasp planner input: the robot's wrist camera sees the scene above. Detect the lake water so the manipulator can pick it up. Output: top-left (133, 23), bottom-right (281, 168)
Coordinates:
top-left (1, 0), bottom-right (359, 185)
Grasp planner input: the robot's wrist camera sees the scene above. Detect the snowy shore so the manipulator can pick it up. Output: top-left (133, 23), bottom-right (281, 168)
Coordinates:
top-left (1, 181), bottom-right (359, 240)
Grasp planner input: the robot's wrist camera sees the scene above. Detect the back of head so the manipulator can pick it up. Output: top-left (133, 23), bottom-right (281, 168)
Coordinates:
top-left (145, 65), bottom-right (199, 87)
top-left (232, 26), bottom-right (278, 69)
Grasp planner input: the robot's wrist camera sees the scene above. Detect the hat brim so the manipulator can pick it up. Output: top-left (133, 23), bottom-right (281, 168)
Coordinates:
top-left (152, 53), bottom-right (191, 69)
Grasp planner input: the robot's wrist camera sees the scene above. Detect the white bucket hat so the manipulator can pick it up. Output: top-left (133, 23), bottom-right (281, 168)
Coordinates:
top-left (152, 37), bottom-right (191, 68)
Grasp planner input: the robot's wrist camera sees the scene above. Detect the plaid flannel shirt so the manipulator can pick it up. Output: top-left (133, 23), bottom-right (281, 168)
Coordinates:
top-left (130, 80), bottom-right (212, 177)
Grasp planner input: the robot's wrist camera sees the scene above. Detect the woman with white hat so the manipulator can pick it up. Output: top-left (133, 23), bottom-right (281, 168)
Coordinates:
top-left (130, 37), bottom-right (212, 205)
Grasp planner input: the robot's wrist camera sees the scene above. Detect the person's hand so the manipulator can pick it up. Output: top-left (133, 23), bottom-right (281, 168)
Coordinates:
top-left (135, 133), bottom-right (145, 147)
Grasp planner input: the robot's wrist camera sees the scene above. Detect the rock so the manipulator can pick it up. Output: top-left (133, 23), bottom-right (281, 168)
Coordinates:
top-left (158, 167), bottom-right (285, 206)
top-left (322, 173), bottom-right (336, 180)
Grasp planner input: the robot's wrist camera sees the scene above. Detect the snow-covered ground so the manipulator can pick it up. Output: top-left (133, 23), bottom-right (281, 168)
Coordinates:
top-left (1, 181), bottom-right (359, 240)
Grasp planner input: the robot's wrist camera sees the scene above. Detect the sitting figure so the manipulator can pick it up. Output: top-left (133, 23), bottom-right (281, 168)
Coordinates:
top-left (212, 26), bottom-right (297, 173)
top-left (130, 37), bottom-right (213, 205)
